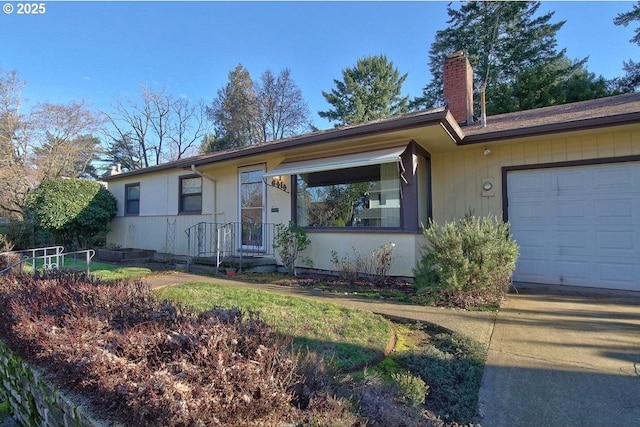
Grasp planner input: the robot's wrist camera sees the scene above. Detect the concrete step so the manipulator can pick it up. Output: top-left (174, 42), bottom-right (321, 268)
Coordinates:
top-left (191, 256), bottom-right (277, 273)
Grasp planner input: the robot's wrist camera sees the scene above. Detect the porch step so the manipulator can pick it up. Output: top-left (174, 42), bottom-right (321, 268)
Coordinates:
top-left (191, 256), bottom-right (277, 273)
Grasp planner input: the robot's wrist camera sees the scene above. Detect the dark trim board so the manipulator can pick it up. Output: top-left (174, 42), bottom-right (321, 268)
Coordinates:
top-left (501, 155), bottom-right (640, 222)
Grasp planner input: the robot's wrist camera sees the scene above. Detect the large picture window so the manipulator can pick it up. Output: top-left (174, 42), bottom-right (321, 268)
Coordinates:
top-left (125, 183), bottom-right (140, 215)
top-left (296, 162), bottom-right (401, 228)
top-left (179, 175), bottom-right (202, 213)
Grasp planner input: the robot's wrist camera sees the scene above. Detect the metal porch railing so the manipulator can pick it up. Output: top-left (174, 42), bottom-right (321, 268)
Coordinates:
top-left (0, 246), bottom-right (96, 276)
top-left (185, 222), bottom-right (276, 272)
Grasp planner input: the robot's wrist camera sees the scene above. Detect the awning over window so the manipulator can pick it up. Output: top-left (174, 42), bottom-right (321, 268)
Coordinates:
top-left (263, 146), bottom-right (407, 178)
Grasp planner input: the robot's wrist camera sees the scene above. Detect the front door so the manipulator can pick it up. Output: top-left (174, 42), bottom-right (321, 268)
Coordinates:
top-left (239, 166), bottom-right (266, 251)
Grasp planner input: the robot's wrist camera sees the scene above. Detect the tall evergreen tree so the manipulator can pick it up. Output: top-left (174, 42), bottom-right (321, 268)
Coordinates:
top-left (205, 65), bottom-right (310, 151)
top-left (318, 55), bottom-right (409, 127)
top-left (416, 1), bottom-right (593, 115)
top-left (613, 1), bottom-right (640, 92)
top-left (207, 64), bottom-right (259, 148)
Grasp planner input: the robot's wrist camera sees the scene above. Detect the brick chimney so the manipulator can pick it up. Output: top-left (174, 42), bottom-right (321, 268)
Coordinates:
top-left (443, 51), bottom-right (474, 125)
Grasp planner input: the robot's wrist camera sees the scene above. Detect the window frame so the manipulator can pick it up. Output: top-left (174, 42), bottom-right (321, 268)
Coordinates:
top-left (178, 174), bottom-right (202, 214)
top-left (293, 162), bottom-right (403, 231)
top-left (124, 183), bottom-right (140, 216)
top-left (291, 142), bottom-right (431, 234)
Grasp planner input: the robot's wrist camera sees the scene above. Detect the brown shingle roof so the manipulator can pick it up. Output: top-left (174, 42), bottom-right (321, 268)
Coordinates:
top-left (461, 92), bottom-right (640, 144)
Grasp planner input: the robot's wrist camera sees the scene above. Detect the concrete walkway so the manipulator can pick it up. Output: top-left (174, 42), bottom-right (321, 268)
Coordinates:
top-left (148, 273), bottom-right (640, 426)
top-left (478, 283), bottom-right (640, 427)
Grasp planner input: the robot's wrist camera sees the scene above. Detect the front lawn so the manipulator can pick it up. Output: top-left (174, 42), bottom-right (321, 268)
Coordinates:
top-left (1, 264), bottom-right (487, 425)
top-left (156, 282), bottom-right (393, 370)
top-left (157, 281), bottom-right (487, 424)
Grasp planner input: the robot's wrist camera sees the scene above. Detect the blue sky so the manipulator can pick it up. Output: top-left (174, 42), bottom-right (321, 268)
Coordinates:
top-left (1, 1), bottom-right (638, 130)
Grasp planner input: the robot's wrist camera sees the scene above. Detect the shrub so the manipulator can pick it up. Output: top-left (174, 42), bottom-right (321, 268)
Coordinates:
top-left (0, 234), bottom-right (21, 273)
top-left (25, 178), bottom-right (117, 250)
top-left (330, 243), bottom-right (396, 284)
top-left (0, 219), bottom-right (55, 251)
top-left (273, 221), bottom-right (311, 276)
top-left (414, 214), bottom-right (518, 308)
top-left (0, 272), bottom-right (301, 426)
top-left (391, 371), bottom-right (429, 408)
top-left (399, 331), bottom-right (486, 424)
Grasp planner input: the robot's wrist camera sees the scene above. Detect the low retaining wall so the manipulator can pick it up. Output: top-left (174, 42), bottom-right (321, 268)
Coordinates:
top-left (0, 340), bottom-right (116, 427)
top-left (95, 248), bottom-right (156, 262)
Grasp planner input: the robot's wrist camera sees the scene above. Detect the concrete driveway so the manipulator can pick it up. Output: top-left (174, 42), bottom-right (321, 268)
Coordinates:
top-left (478, 283), bottom-right (640, 427)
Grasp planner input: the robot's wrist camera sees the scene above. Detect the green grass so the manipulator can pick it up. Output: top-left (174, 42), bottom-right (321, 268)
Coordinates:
top-left (21, 258), bottom-right (151, 281)
top-left (156, 282), bottom-right (393, 370)
top-left (90, 265), bottom-right (152, 281)
top-left (380, 321), bottom-right (487, 424)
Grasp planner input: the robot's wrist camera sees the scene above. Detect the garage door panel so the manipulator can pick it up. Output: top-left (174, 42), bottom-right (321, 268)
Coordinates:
top-left (508, 162), bottom-right (640, 291)
top-left (515, 258), bottom-right (551, 283)
top-left (597, 262), bottom-right (639, 290)
top-left (555, 200), bottom-right (587, 219)
top-left (510, 201), bottom-right (548, 221)
top-left (510, 173), bottom-right (547, 193)
top-left (556, 230), bottom-right (588, 251)
top-left (594, 168), bottom-right (634, 189)
top-left (555, 260), bottom-right (591, 283)
top-left (514, 229), bottom-right (551, 254)
top-left (595, 197), bottom-right (634, 219)
top-left (596, 231), bottom-right (635, 252)
top-left (555, 171), bottom-right (587, 192)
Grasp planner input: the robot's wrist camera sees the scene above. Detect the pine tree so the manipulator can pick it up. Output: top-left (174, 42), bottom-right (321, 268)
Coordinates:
top-left (207, 64), bottom-right (260, 147)
top-left (613, 1), bottom-right (640, 92)
top-left (415, 1), bottom-right (596, 115)
top-left (205, 66), bottom-right (310, 150)
top-left (319, 55), bottom-right (410, 126)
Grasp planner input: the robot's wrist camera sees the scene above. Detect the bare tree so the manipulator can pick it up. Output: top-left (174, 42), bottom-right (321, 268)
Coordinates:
top-left (30, 101), bottom-right (104, 180)
top-left (107, 86), bottom-right (169, 168)
top-left (0, 69), bottom-right (32, 219)
top-left (0, 69), bottom-right (104, 220)
top-left (105, 86), bottom-right (209, 169)
top-left (169, 97), bottom-right (208, 160)
top-left (255, 68), bottom-right (310, 141)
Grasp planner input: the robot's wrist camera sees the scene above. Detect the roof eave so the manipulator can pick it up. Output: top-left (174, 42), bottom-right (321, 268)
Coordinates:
top-left (460, 111), bottom-right (640, 145)
top-left (103, 108), bottom-right (453, 181)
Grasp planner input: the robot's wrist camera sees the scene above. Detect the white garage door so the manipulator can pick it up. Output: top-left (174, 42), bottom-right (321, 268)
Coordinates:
top-left (507, 162), bottom-right (640, 291)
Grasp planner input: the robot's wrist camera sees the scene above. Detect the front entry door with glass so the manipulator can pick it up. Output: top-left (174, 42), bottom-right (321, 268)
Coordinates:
top-left (239, 166), bottom-right (266, 251)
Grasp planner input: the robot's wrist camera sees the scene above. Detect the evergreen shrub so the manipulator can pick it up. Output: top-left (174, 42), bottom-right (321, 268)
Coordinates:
top-left (25, 178), bottom-right (117, 249)
top-left (414, 214), bottom-right (519, 308)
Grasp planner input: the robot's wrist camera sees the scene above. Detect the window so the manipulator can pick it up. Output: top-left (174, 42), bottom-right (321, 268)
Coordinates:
top-left (239, 166), bottom-right (266, 248)
top-left (295, 162), bottom-right (401, 228)
top-left (179, 175), bottom-right (202, 213)
top-left (125, 183), bottom-right (140, 215)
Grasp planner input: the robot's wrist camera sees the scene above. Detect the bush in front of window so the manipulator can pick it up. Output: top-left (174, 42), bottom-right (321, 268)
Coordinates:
top-left (273, 221), bottom-right (312, 276)
top-left (414, 214), bottom-right (519, 308)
